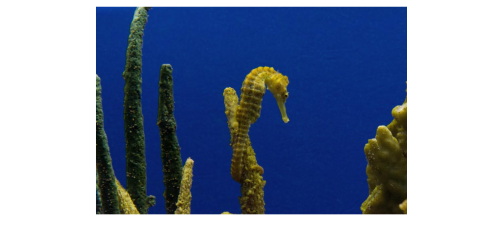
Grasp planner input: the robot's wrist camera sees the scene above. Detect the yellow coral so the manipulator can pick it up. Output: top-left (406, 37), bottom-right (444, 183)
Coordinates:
top-left (399, 199), bottom-right (407, 214)
top-left (362, 87), bottom-right (407, 214)
top-left (115, 179), bottom-right (139, 214)
top-left (387, 87), bottom-right (407, 157)
top-left (223, 88), bottom-right (240, 149)
top-left (239, 140), bottom-right (266, 214)
top-left (175, 158), bottom-right (194, 214)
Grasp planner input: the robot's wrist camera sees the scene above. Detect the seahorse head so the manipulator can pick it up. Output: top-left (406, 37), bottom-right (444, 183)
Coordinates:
top-left (266, 73), bottom-right (290, 123)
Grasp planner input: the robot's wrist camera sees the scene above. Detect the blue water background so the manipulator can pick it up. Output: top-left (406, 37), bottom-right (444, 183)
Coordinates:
top-left (96, 7), bottom-right (406, 214)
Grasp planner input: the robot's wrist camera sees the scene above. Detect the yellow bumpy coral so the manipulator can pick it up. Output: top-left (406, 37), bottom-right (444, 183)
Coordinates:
top-left (175, 158), bottom-right (194, 214)
top-left (223, 88), bottom-right (239, 149)
top-left (388, 96), bottom-right (407, 157)
top-left (238, 140), bottom-right (266, 214)
top-left (362, 88), bottom-right (407, 214)
top-left (115, 179), bottom-right (140, 214)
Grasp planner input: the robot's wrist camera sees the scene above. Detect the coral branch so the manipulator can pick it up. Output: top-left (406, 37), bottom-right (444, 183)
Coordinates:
top-left (175, 158), bottom-right (194, 214)
top-left (96, 75), bottom-right (120, 214)
top-left (362, 88), bottom-right (407, 214)
top-left (239, 141), bottom-right (266, 214)
top-left (157, 64), bottom-right (183, 214)
top-left (223, 88), bottom-right (239, 148)
top-left (115, 179), bottom-right (140, 214)
top-left (122, 7), bottom-right (151, 214)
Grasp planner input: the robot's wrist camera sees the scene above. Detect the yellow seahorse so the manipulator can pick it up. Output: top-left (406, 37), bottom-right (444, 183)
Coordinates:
top-left (227, 66), bottom-right (290, 183)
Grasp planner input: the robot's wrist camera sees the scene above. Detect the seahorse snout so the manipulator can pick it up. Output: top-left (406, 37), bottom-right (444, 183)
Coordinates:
top-left (274, 92), bottom-right (289, 123)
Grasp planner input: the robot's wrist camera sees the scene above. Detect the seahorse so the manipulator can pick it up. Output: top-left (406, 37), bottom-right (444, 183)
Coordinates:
top-left (228, 66), bottom-right (290, 183)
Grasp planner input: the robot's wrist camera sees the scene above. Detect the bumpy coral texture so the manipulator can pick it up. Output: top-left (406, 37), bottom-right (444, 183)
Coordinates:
top-left (361, 91), bottom-right (407, 214)
top-left (175, 158), bottom-right (194, 214)
top-left (115, 179), bottom-right (140, 214)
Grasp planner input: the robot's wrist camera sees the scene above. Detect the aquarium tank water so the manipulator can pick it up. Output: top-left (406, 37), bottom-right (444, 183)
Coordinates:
top-left (96, 7), bottom-right (406, 214)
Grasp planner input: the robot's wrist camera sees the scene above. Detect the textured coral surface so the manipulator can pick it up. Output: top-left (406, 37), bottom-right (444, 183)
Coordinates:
top-left (362, 92), bottom-right (407, 214)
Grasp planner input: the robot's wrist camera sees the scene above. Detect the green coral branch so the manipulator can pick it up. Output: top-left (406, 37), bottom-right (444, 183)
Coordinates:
top-left (122, 7), bottom-right (151, 214)
top-left (157, 64), bottom-right (183, 214)
top-left (96, 75), bottom-right (120, 214)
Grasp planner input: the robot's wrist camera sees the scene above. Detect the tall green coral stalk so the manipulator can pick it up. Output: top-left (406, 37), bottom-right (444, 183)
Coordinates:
top-left (122, 7), bottom-right (151, 214)
top-left (96, 75), bottom-right (120, 214)
top-left (157, 64), bottom-right (183, 214)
